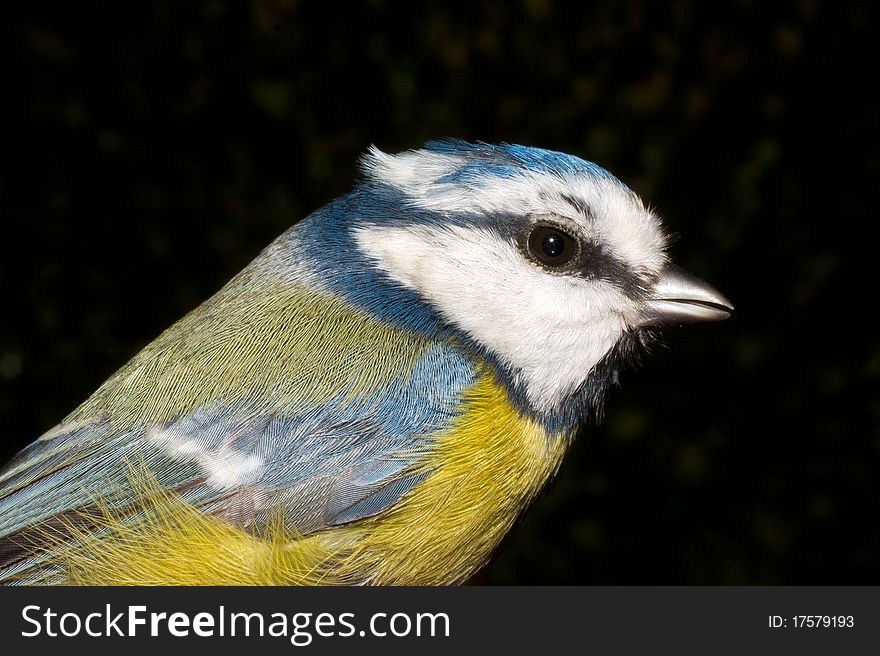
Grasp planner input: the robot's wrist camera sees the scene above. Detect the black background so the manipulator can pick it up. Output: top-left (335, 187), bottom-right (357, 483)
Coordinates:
top-left (0, 1), bottom-right (877, 584)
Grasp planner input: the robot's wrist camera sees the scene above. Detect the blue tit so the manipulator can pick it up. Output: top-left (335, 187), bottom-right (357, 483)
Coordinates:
top-left (0, 140), bottom-right (732, 585)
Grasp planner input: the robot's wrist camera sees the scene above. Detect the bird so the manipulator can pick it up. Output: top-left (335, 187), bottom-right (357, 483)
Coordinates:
top-left (0, 140), bottom-right (733, 585)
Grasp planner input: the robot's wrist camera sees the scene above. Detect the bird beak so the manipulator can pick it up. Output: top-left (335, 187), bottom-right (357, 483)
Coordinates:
top-left (640, 263), bottom-right (734, 326)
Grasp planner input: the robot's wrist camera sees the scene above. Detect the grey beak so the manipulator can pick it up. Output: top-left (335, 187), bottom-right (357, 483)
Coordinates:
top-left (641, 263), bottom-right (734, 326)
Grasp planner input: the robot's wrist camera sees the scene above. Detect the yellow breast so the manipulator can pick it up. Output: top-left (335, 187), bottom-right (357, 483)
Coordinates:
top-left (329, 368), bottom-right (573, 584)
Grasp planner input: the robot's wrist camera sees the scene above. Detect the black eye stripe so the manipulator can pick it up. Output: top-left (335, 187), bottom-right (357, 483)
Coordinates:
top-left (578, 241), bottom-right (646, 298)
top-left (516, 219), bottom-right (646, 299)
top-left (580, 241), bottom-right (628, 279)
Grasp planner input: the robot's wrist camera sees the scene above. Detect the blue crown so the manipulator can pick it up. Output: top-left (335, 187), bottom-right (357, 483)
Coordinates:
top-left (423, 139), bottom-right (616, 184)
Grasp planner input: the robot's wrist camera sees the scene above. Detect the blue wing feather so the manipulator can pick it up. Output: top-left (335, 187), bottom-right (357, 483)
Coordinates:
top-left (0, 340), bottom-right (475, 582)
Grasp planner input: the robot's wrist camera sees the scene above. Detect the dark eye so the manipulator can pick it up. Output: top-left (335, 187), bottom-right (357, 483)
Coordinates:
top-left (526, 225), bottom-right (579, 268)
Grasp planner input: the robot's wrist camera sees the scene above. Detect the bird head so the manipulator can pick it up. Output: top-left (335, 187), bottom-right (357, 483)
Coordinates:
top-left (285, 140), bottom-right (732, 430)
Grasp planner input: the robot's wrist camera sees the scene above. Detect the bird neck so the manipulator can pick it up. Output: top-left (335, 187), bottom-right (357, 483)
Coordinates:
top-left (481, 328), bottom-right (655, 433)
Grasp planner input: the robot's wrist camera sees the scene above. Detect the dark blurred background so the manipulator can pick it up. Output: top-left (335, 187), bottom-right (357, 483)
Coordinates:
top-left (0, 1), bottom-right (877, 583)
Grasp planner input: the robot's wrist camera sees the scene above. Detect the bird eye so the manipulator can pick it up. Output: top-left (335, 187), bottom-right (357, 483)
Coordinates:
top-left (526, 225), bottom-right (579, 268)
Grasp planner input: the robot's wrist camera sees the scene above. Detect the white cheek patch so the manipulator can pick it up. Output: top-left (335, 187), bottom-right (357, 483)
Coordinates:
top-left (355, 223), bottom-right (636, 412)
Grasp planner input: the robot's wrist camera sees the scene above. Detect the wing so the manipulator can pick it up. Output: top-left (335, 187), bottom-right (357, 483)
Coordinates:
top-left (0, 266), bottom-right (477, 584)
